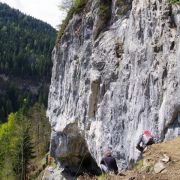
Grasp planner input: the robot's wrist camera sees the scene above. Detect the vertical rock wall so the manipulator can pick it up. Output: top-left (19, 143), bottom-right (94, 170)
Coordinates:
top-left (47, 0), bottom-right (180, 175)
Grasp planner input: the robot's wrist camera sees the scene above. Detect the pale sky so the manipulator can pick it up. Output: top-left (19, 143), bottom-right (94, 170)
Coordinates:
top-left (0, 0), bottom-right (65, 29)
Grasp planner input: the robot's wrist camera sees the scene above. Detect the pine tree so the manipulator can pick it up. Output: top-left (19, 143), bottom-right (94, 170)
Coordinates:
top-left (13, 126), bottom-right (35, 180)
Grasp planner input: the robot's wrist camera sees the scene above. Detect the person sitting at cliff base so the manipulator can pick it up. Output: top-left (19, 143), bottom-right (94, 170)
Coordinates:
top-left (136, 130), bottom-right (154, 152)
top-left (100, 149), bottom-right (118, 175)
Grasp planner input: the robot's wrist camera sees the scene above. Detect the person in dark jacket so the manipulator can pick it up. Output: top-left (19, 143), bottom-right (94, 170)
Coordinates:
top-left (100, 149), bottom-right (118, 174)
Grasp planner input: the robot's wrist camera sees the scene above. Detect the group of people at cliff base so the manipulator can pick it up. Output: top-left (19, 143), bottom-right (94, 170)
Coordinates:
top-left (100, 130), bottom-right (155, 175)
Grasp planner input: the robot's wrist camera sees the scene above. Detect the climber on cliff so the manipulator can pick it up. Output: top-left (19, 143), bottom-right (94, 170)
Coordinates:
top-left (48, 154), bottom-right (53, 165)
top-left (45, 154), bottom-right (49, 166)
top-left (75, 24), bottom-right (82, 45)
top-left (100, 149), bottom-right (118, 175)
top-left (136, 130), bottom-right (155, 152)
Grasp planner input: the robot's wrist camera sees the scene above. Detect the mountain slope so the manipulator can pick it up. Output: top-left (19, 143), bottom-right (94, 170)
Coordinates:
top-left (0, 2), bottom-right (56, 78)
top-left (0, 3), bottom-right (56, 122)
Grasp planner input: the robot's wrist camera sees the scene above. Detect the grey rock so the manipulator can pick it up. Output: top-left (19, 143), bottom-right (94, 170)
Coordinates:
top-left (154, 161), bottom-right (166, 174)
top-left (42, 167), bottom-right (69, 180)
top-left (128, 177), bottom-right (135, 180)
top-left (161, 154), bottom-right (170, 163)
top-left (47, 0), bottom-right (180, 178)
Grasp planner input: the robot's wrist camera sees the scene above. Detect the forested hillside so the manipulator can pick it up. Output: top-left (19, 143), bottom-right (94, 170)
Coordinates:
top-left (0, 3), bottom-right (56, 122)
top-left (0, 3), bottom-right (56, 78)
top-left (0, 103), bottom-right (51, 179)
top-left (0, 3), bottom-right (55, 179)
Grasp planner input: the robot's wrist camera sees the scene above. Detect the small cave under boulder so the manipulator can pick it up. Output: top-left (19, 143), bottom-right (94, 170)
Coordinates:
top-left (52, 124), bottom-right (101, 178)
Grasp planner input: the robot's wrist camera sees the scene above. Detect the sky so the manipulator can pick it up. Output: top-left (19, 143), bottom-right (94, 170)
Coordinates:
top-left (0, 0), bottom-right (65, 29)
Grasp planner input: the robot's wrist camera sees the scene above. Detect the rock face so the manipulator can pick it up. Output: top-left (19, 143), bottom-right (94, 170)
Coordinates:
top-left (47, 0), bottom-right (180, 177)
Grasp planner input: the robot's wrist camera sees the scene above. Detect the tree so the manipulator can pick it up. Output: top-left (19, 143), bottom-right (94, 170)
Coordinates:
top-left (0, 2), bottom-right (56, 121)
top-left (0, 113), bottom-right (16, 178)
top-left (13, 126), bottom-right (35, 180)
top-left (0, 103), bottom-right (50, 178)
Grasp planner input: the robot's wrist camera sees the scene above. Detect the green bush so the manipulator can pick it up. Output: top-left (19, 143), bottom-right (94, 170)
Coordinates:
top-left (91, 0), bottom-right (111, 40)
top-left (98, 0), bottom-right (111, 20)
top-left (98, 4), bottom-right (109, 19)
top-left (73, 0), bottom-right (87, 12)
top-left (57, 8), bottom-right (74, 42)
top-left (169, 0), bottom-right (180, 4)
top-left (98, 173), bottom-right (110, 180)
top-left (57, 0), bottom-right (87, 42)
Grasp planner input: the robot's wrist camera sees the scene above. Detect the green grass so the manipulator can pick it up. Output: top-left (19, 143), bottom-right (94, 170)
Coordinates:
top-left (134, 159), bottom-right (143, 172)
top-left (97, 173), bottom-right (110, 180)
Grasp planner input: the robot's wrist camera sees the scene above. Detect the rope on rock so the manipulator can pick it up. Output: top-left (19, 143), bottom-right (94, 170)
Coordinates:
top-left (73, 151), bottom-right (87, 180)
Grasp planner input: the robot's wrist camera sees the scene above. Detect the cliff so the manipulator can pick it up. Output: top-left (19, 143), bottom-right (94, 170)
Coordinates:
top-left (47, 0), bottom-right (180, 178)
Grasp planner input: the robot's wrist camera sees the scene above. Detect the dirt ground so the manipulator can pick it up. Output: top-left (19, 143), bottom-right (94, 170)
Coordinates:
top-left (120, 137), bottom-right (180, 180)
top-left (78, 137), bottom-right (180, 180)
top-left (136, 137), bottom-right (180, 180)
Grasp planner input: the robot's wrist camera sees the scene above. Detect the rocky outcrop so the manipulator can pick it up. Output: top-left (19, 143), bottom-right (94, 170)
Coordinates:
top-left (47, 0), bottom-right (180, 177)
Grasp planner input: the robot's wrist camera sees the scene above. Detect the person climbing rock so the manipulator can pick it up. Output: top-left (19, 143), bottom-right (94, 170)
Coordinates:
top-left (75, 24), bottom-right (83, 45)
top-left (136, 130), bottom-right (155, 152)
top-left (100, 149), bottom-right (118, 175)
top-left (45, 154), bottom-right (49, 166)
top-left (48, 154), bottom-right (53, 165)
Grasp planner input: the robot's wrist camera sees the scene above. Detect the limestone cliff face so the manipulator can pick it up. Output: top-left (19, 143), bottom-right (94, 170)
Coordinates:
top-left (47, 0), bottom-right (180, 176)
